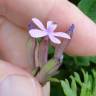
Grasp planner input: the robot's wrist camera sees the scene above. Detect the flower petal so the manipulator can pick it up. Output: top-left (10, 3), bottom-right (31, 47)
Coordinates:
top-left (47, 21), bottom-right (57, 32)
top-left (53, 32), bottom-right (71, 39)
top-left (47, 21), bottom-right (53, 29)
top-left (29, 29), bottom-right (47, 38)
top-left (32, 18), bottom-right (46, 31)
top-left (51, 24), bottom-right (57, 32)
top-left (48, 34), bottom-right (61, 44)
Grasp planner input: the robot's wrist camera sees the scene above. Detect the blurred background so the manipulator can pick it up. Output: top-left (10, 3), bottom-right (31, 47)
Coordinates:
top-left (50, 0), bottom-right (96, 96)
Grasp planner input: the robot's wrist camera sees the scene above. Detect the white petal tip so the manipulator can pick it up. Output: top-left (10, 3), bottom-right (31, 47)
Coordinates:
top-left (64, 35), bottom-right (71, 39)
top-left (67, 36), bottom-right (71, 39)
top-left (53, 41), bottom-right (61, 44)
top-left (32, 18), bottom-right (37, 21)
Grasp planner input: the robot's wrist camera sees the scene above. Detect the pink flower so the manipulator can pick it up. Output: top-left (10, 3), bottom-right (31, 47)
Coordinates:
top-left (29, 18), bottom-right (70, 44)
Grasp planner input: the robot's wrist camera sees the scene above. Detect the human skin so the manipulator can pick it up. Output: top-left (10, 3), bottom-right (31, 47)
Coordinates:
top-left (0, 0), bottom-right (96, 96)
top-left (0, 60), bottom-right (43, 96)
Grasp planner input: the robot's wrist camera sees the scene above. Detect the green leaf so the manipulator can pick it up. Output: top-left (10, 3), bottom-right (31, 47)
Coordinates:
top-left (78, 0), bottom-right (96, 22)
top-left (65, 79), bottom-right (70, 87)
top-left (73, 56), bottom-right (90, 66)
top-left (49, 78), bottom-right (60, 83)
top-left (92, 70), bottom-right (96, 96)
top-left (74, 72), bottom-right (82, 86)
top-left (90, 56), bottom-right (96, 64)
top-left (70, 76), bottom-right (77, 96)
top-left (80, 74), bottom-right (92, 96)
top-left (52, 69), bottom-right (96, 96)
top-left (61, 80), bottom-right (76, 96)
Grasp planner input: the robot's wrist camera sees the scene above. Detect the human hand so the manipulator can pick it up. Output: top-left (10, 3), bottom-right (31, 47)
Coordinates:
top-left (1, 0), bottom-right (96, 56)
top-left (0, 0), bottom-right (96, 96)
top-left (0, 60), bottom-right (43, 96)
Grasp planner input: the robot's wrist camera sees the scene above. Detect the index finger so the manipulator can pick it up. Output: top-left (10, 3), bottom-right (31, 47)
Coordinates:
top-left (2, 0), bottom-right (96, 56)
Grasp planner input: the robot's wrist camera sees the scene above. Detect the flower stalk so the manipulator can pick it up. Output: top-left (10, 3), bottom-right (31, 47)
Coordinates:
top-left (28, 18), bottom-right (75, 86)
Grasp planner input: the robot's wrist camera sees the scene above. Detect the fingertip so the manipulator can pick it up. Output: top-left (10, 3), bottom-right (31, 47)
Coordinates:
top-left (47, 0), bottom-right (96, 55)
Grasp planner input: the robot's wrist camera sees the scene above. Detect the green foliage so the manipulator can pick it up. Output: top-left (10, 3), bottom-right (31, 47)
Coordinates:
top-left (78, 0), bottom-right (96, 22)
top-left (64, 55), bottom-right (90, 67)
top-left (60, 69), bottom-right (96, 96)
top-left (69, 0), bottom-right (81, 5)
top-left (90, 56), bottom-right (96, 64)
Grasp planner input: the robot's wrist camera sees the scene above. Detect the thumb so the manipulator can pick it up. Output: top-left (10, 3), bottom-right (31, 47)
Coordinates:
top-left (0, 60), bottom-right (43, 96)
